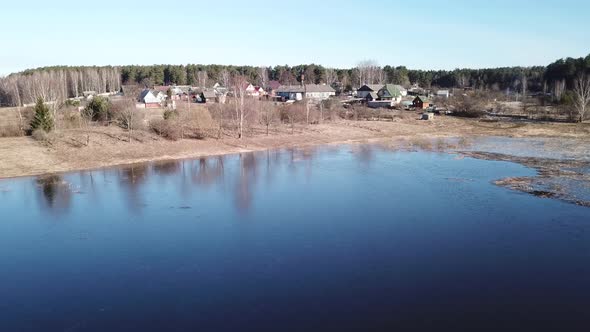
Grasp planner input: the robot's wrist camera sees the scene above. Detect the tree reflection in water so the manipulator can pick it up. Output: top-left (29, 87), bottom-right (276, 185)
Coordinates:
top-left (235, 153), bottom-right (257, 214)
top-left (117, 164), bottom-right (149, 214)
top-left (35, 175), bottom-right (72, 215)
top-left (192, 156), bottom-right (225, 187)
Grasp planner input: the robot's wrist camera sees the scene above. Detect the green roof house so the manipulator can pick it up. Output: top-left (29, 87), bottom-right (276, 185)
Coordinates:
top-left (377, 84), bottom-right (403, 103)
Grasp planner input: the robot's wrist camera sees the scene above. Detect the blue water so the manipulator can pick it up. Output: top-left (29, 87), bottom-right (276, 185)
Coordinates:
top-left (1, 145), bottom-right (589, 331)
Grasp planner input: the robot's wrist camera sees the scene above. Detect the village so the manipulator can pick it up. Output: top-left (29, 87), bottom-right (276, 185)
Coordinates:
top-left (130, 77), bottom-right (446, 115)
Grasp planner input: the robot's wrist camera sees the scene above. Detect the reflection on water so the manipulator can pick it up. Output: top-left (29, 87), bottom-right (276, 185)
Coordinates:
top-left (35, 175), bottom-right (71, 214)
top-left (5, 143), bottom-right (590, 331)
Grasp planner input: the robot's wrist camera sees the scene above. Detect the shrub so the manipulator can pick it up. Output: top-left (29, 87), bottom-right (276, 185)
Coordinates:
top-left (149, 119), bottom-right (182, 140)
top-left (163, 109), bottom-right (179, 120)
top-left (111, 99), bottom-right (145, 131)
top-left (31, 129), bottom-right (49, 142)
top-left (83, 96), bottom-right (111, 122)
top-left (0, 124), bottom-right (24, 137)
top-left (30, 97), bottom-right (54, 132)
top-left (64, 99), bottom-right (81, 107)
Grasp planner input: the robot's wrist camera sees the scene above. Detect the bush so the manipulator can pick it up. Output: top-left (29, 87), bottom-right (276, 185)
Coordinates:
top-left (83, 96), bottom-right (111, 122)
top-left (446, 94), bottom-right (486, 118)
top-left (31, 129), bottom-right (50, 142)
top-left (111, 99), bottom-right (145, 131)
top-left (0, 124), bottom-right (24, 137)
top-left (64, 99), bottom-right (81, 107)
top-left (163, 109), bottom-right (179, 120)
top-left (149, 119), bottom-right (182, 140)
top-left (61, 106), bottom-right (84, 129)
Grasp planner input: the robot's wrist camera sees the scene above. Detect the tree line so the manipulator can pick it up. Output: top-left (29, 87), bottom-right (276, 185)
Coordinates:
top-left (1, 54), bottom-right (589, 108)
top-left (0, 67), bottom-right (121, 107)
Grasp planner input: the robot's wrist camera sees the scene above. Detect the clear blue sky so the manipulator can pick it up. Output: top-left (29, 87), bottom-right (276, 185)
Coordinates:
top-left (1, 0), bottom-right (589, 75)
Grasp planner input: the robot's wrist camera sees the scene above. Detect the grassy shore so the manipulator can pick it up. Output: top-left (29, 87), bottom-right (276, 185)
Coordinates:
top-left (0, 112), bottom-right (589, 179)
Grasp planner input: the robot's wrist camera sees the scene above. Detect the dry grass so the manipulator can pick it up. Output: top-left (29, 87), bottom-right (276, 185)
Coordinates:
top-left (0, 111), bottom-right (589, 179)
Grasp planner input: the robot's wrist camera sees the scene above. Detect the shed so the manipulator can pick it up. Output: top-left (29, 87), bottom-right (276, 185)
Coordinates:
top-left (413, 96), bottom-right (430, 109)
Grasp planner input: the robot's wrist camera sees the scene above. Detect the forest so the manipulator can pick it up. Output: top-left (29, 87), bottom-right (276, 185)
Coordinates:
top-left (0, 54), bottom-right (589, 107)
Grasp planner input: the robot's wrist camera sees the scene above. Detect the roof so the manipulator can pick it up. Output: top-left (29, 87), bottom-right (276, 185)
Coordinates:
top-left (268, 80), bottom-right (281, 90)
top-left (277, 85), bottom-right (305, 93)
top-left (202, 90), bottom-right (217, 99)
top-left (153, 86), bottom-right (170, 92)
top-left (368, 92), bottom-right (379, 100)
top-left (378, 84), bottom-right (402, 98)
top-left (437, 90), bottom-right (450, 94)
top-left (139, 89), bottom-right (159, 100)
top-left (414, 95), bottom-right (431, 102)
top-left (304, 84), bottom-right (336, 93)
top-left (358, 84), bottom-right (383, 92)
top-left (276, 84), bottom-right (335, 94)
top-left (393, 84), bottom-right (407, 91)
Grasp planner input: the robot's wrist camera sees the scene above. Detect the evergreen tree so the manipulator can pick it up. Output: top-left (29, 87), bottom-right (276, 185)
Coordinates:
top-left (30, 97), bottom-right (54, 132)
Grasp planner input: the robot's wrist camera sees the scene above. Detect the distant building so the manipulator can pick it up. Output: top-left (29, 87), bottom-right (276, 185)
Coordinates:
top-left (378, 84), bottom-right (403, 104)
top-left (366, 92), bottom-right (379, 102)
top-left (199, 89), bottom-right (218, 103)
top-left (305, 84), bottom-right (336, 100)
top-left (357, 84), bottom-right (383, 99)
top-left (276, 84), bottom-right (336, 101)
top-left (139, 89), bottom-right (165, 107)
top-left (413, 96), bottom-right (431, 109)
top-left (266, 80), bottom-right (281, 96)
top-left (394, 85), bottom-right (408, 97)
top-left (276, 86), bottom-right (304, 101)
top-left (436, 90), bottom-right (450, 98)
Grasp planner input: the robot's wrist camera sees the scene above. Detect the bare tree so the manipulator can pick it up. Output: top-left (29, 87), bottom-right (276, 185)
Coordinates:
top-left (220, 69), bottom-right (231, 88)
top-left (356, 60), bottom-right (380, 86)
top-left (258, 101), bottom-right (278, 135)
top-left (112, 98), bottom-right (143, 142)
top-left (573, 73), bottom-right (590, 122)
top-left (554, 79), bottom-right (566, 101)
top-left (257, 67), bottom-right (269, 88)
top-left (324, 68), bottom-right (337, 86)
top-left (232, 75), bottom-right (248, 138)
top-left (197, 71), bottom-right (209, 88)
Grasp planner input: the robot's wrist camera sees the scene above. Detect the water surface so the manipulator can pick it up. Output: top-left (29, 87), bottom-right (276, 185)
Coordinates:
top-left (1, 145), bottom-right (589, 331)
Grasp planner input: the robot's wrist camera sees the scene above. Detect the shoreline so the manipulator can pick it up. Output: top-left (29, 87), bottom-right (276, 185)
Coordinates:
top-left (0, 116), bottom-right (588, 180)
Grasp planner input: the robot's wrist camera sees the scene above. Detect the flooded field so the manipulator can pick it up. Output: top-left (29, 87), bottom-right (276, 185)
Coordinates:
top-left (1, 143), bottom-right (589, 331)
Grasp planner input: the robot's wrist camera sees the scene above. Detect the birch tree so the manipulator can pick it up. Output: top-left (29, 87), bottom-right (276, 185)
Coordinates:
top-left (232, 75), bottom-right (248, 139)
top-left (573, 73), bottom-right (590, 122)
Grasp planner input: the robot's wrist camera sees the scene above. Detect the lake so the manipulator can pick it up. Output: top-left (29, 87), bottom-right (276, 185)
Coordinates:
top-left (1, 144), bottom-right (589, 331)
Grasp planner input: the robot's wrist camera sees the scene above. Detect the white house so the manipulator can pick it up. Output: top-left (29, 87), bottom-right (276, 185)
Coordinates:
top-left (436, 90), bottom-right (450, 98)
top-left (276, 84), bottom-right (336, 101)
top-left (139, 89), bottom-right (165, 107)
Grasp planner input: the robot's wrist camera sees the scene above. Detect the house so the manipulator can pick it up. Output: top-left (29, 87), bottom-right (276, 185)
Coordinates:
top-left (266, 80), bottom-right (281, 96)
top-left (243, 83), bottom-right (255, 95)
top-left (252, 86), bottom-right (266, 97)
top-left (394, 85), bottom-right (408, 97)
top-left (357, 84), bottom-right (383, 99)
top-left (276, 84), bottom-right (336, 101)
top-left (139, 89), bottom-right (165, 107)
top-left (378, 84), bottom-right (403, 104)
top-left (366, 92), bottom-right (379, 102)
top-left (436, 90), bottom-right (450, 98)
top-left (199, 89), bottom-right (218, 103)
top-left (213, 83), bottom-right (229, 95)
top-left (413, 96), bottom-right (431, 109)
top-left (304, 84), bottom-right (336, 100)
top-left (276, 86), bottom-right (304, 101)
